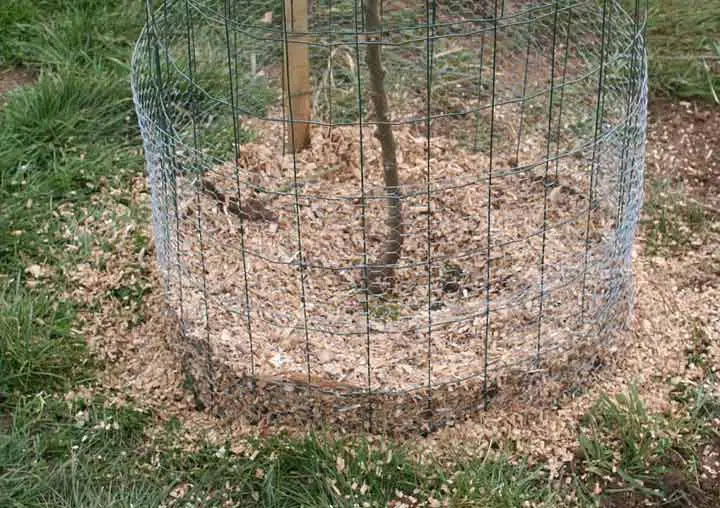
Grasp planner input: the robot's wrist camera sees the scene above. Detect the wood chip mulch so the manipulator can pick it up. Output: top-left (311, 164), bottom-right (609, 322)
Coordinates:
top-left (55, 100), bottom-right (719, 469)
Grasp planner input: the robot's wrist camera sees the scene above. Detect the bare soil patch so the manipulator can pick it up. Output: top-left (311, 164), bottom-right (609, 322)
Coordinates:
top-left (0, 67), bottom-right (35, 107)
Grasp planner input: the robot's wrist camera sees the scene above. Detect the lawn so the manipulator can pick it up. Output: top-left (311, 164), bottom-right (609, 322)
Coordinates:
top-left (1, 1), bottom-right (718, 507)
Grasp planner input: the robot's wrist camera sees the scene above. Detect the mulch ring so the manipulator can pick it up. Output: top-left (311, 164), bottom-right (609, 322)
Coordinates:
top-left (55, 98), bottom-right (720, 475)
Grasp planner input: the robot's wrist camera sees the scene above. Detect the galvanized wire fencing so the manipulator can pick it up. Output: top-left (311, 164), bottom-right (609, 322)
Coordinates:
top-left (131, 0), bottom-right (648, 435)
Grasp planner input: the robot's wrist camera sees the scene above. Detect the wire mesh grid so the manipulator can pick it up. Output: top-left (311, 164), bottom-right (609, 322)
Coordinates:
top-left (131, 0), bottom-right (648, 434)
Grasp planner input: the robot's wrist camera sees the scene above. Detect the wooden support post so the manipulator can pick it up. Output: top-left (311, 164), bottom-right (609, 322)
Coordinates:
top-left (283, 0), bottom-right (311, 152)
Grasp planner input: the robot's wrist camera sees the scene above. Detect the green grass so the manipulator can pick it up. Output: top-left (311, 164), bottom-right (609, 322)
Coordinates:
top-left (0, 1), bottom-right (719, 507)
top-left (2, 384), bottom-right (716, 507)
top-left (646, 0), bottom-right (720, 102)
top-left (0, 1), bottom-right (144, 276)
top-left (0, 392), bottom-right (557, 508)
top-left (0, 2), bottom-right (144, 406)
top-left (0, 394), bottom-right (162, 508)
top-left (0, 0), bottom-right (141, 68)
top-left (0, 0), bottom-right (144, 417)
top-left (0, 282), bottom-right (89, 398)
top-left (576, 384), bottom-right (720, 506)
top-left (163, 436), bottom-right (427, 507)
top-left (1, 70), bottom-right (135, 173)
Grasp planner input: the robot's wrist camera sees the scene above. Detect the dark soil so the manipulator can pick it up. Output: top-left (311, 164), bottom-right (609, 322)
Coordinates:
top-left (0, 67), bottom-right (35, 107)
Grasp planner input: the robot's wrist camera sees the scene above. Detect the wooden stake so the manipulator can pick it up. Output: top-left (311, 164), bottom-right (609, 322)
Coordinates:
top-left (283, 0), bottom-right (311, 152)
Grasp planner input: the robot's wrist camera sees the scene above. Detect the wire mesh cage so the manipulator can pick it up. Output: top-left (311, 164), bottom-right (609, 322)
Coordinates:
top-left (131, 0), bottom-right (648, 434)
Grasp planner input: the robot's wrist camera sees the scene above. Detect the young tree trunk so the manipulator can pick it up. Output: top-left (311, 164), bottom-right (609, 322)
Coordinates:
top-left (364, 0), bottom-right (403, 294)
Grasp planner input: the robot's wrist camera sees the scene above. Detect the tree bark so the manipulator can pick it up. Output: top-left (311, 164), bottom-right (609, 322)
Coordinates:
top-left (364, 0), bottom-right (403, 294)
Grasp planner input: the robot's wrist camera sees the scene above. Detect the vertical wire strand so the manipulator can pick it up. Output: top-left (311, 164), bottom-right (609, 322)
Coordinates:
top-left (327, 0), bottom-right (334, 133)
top-left (472, 33), bottom-right (486, 153)
top-left (514, 15), bottom-right (534, 165)
top-left (280, 6), bottom-right (289, 158)
top-left (351, 0), bottom-right (374, 431)
top-left (580, 0), bottom-right (610, 322)
top-left (424, 0), bottom-right (438, 406)
top-left (146, 0), bottom-right (171, 300)
top-left (552, 6), bottom-right (574, 181)
top-left (184, 0), bottom-right (216, 404)
top-left (231, 0), bottom-right (241, 148)
top-left (483, 0), bottom-right (500, 410)
top-left (280, 0), bottom-right (314, 388)
top-left (223, 0), bottom-right (256, 378)
top-left (157, 0), bottom-right (186, 343)
top-left (535, 2), bottom-right (560, 367)
top-left (162, 0), bottom-right (170, 73)
top-left (361, 0), bottom-right (366, 31)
